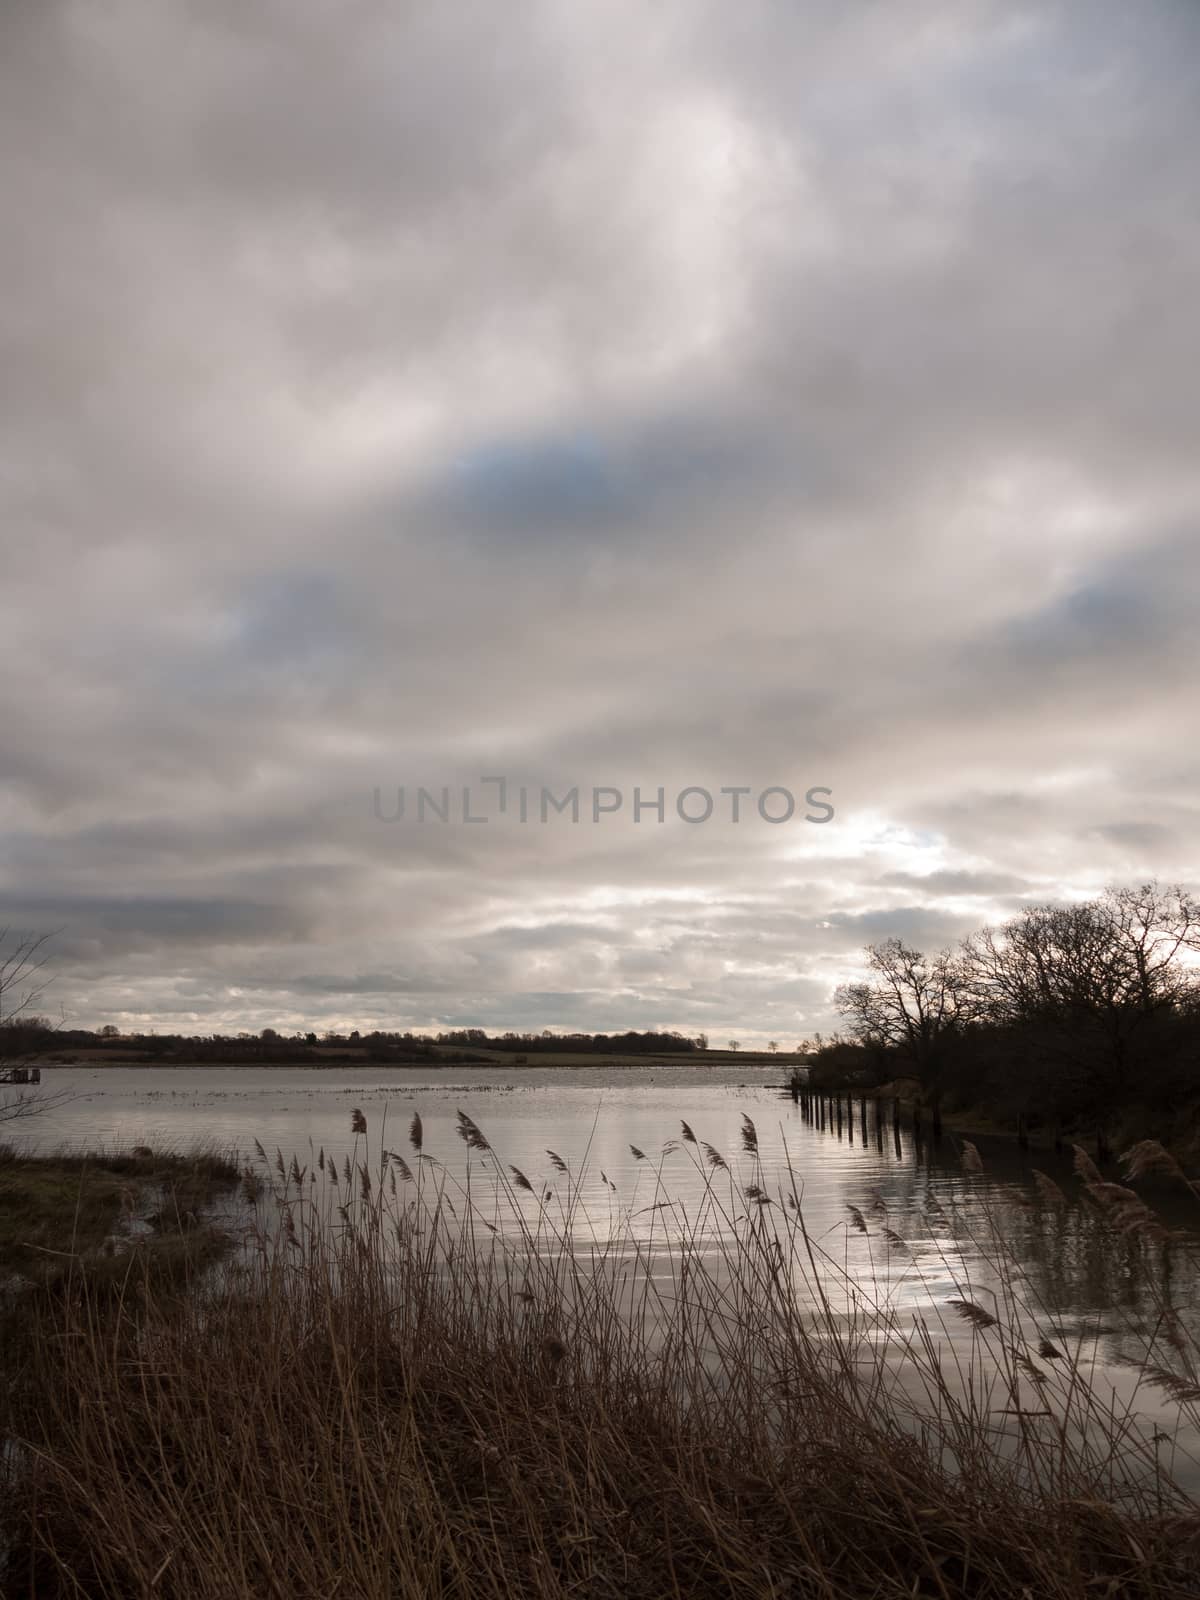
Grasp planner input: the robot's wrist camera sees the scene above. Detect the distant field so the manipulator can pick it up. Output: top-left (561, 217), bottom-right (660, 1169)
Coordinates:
top-left (26, 1047), bottom-right (793, 1072)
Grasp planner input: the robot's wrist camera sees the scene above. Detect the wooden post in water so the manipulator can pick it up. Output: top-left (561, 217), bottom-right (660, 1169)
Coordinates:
top-left (860, 1095), bottom-right (868, 1145)
top-left (874, 1096), bottom-right (884, 1151)
top-left (835, 1096), bottom-right (843, 1139)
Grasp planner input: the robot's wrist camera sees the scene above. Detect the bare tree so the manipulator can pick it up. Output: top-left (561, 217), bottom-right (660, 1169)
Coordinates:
top-left (0, 929), bottom-right (54, 1028)
top-left (1104, 881), bottom-right (1200, 1014)
top-left (1, 930), bottom-right (74, 1127)
top-left (835, 939), bottom-right (966, 1106)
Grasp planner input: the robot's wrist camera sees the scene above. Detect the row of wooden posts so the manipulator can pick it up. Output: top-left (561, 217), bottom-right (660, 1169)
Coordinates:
top-left (0, 1065), bottom-right (41, 1085)
top-left (788, 1083), bottom-right (941, 1154)
top-left (788, 1083), bottom-right (1087, 1159)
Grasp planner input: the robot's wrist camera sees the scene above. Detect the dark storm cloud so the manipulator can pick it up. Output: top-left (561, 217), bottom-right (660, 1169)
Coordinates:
top-left (2, 0), bottom-right (1198, 1038)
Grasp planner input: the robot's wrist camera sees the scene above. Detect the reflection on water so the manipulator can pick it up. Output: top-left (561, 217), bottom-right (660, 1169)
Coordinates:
top-left (12, 1063), bottom-right (1200, 1480)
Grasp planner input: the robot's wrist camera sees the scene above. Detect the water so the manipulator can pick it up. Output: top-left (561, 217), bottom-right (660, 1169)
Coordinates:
top-left (9, 1062), bottom-right (1200, 1483)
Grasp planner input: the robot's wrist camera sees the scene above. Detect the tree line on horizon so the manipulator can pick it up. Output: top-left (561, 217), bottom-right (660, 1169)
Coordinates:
top-left (0, 1018), bottom-right (734, 1065)
top-left (809, 880), bottom-right (1200, 1151)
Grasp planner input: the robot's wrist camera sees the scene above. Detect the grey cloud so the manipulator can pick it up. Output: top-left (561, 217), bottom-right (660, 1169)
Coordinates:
top-left (2, 894), bottom-right (309, 954)
top-left (876, 870), bottom-right (1032, 898)
top-left (822, 907), bottom-right (982, 951)
top-left (2, 0), bottom-right (1198, 1039)
top-left (1089, 822), bottom-right (1174, 852)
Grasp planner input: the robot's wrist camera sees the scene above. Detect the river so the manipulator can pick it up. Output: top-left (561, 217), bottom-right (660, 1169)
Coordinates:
top-left (8, 1060), bottom-right (1200, 1484)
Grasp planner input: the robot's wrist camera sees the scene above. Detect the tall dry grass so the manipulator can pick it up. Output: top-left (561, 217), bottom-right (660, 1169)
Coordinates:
top-left (3, 1114), bottom-right (1200, 1598)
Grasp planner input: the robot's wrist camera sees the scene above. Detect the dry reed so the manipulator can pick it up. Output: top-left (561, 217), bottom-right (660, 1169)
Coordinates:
top-left (3, 1115), bottom-right (1200, 1599)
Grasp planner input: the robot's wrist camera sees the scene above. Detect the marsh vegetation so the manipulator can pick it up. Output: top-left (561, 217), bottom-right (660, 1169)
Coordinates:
top-left (2, 1113), bottom-right (1199, 1597)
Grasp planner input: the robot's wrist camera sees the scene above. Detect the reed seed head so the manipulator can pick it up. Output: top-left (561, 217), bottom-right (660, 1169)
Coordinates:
top-left (456, 1111), bottom-right (490, 1152)
top-left (947, 1298), bottom-right (998, 1330)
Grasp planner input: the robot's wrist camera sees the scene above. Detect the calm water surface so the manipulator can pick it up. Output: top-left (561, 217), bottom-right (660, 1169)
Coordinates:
top-left (12, 1062), bottom-right (1200, 1480)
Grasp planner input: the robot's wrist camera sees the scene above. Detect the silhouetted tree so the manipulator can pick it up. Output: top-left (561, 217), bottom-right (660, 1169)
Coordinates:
top-left (835, 939), bottom-right (966, 1108)
top-left (961, 881), bottom-right (1200, 1129)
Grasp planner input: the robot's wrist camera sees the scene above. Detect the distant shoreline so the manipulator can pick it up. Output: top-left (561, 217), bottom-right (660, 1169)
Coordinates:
top-left (26, 1055), bottom-right (787, 1072)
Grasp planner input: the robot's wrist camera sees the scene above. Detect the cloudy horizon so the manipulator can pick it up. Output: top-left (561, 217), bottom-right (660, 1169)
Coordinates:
top-left (3, 1), bottom-right (1198, 1044)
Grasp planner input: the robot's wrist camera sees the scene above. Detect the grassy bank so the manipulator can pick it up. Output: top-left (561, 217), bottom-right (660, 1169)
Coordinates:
top-left (0, 1142), bottom-right (240, 1375)
top-left (2, 1118), bottom-right (1199, 1598)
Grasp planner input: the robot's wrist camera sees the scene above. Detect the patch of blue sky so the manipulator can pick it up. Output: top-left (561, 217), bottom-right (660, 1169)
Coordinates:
top-left (450, 431), bottom-right (630, 535)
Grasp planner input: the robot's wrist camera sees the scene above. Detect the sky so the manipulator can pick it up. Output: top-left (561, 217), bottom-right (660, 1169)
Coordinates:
top-left (2, 0), bottom-right (1198, 1044)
